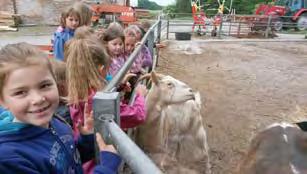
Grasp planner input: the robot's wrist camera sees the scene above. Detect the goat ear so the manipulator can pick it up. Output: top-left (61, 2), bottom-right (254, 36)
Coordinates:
top-left (151, 71), bottom-right (159, 86)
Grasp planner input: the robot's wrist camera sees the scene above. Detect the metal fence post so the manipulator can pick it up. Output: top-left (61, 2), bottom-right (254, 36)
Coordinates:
top-left (157, 17), bottom-right (162, 43)
top-left (228, 16), bottom-right (232, 36)
top-left (218, 14), bottom-right (224, 39)
top-left (93, 91), bottom-right (120, 144)
top-left (237, 19), bottom-right (241, 38)
top-left (265, 14), bottom-right (272, 38)
top-left (167, 17), bottom-right (169, 39)
top-left (147, 30), bottom-right (155, 59)
top-left (93, 91), bottom-right (163, 174)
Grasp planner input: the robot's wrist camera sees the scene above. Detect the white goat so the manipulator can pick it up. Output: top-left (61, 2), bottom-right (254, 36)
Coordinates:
top-left (136, 71), bottom-right (211, 174)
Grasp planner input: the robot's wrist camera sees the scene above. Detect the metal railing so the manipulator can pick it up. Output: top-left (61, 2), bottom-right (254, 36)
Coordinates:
top-left (93, 17), bottom-right (163, 174)
top-left (164, 13), bottom-right (307, 39)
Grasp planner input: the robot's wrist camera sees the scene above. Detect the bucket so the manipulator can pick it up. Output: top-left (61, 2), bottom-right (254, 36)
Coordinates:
top-left (175, 32), bottom-right (191, 40)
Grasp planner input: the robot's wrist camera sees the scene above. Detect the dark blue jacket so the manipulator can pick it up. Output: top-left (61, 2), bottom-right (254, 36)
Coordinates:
top-left (53, 28), bottom-right (75, 61)
top-left (0, 111), bottom-right (121, 174)
top-left (0, 106), bottom-right (5, 115)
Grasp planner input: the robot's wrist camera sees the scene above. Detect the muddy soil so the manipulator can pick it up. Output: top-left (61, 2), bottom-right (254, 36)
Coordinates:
top-left (156, 40), bottom-right (307, 174)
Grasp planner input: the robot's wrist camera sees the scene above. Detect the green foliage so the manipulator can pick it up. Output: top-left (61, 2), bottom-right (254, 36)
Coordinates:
top-left (163, 5), bottom-right (176, 18)
top-left (138, 0), bottom-right (162, 10)
top-left (230, 0), bottom-right (268, 14)
top-left (175, 0), bottom-right (192, 13)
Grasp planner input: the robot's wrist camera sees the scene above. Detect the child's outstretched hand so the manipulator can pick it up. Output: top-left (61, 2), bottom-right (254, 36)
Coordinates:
top-left (136, 84), bottom-right (147, 96)
top-left (155, 43), bottom-right (166, 49)
top-left (135, 42), bottom-right (142, 47)
top-left (122, 73), bottom-right (136, 84)
top-left (96, 133), bottom-right (118, 154)
top-left (78, 103), bottom-right (94, 135)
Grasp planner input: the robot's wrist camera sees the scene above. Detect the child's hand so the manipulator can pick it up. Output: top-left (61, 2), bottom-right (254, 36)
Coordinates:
top-left (78, 103), bottom-right (94, 135)
top-left (96, 133), bottom-right (118, 154)
top-left (136, 84), bottom-right (147, 96)
top-left (155, 43), bottom-right (166, 49)
top-left (135, 42), bottom-right (142, 47)
top-left (59, 96), bottom-right (69, 104)
top-left (122, 73), bottom-right (136, 84)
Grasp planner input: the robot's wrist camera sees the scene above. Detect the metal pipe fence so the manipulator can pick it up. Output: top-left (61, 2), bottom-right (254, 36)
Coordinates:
top-left (164, 13), bottom-right (307, 39)
top-left (93, 18), bottom-right (163, 174)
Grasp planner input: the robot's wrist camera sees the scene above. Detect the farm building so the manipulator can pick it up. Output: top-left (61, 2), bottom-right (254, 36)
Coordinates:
top-left (0, 0), bottom-right (132, 25)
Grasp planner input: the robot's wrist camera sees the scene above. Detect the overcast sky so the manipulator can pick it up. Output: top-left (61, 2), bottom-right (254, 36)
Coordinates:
top-left (151, 0), bottom-right (175, 6)
top-left (130, 0), bottom-right (175, 7)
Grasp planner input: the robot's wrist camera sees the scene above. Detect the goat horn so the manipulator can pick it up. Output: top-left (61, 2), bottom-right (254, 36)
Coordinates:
top-left (137, 71), bottom-right (165, 84)
top-left (137, 73), bottom-right (151, 83)
top-left (151, 71), bottom-right (159, 86)
top-left (150, 71), bottom-right (165, 79)
top-left (155, 72), bottom-right (165, 79)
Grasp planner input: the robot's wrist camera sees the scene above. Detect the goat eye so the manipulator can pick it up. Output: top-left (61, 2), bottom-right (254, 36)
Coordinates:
top-left (167, 82), bottom-right (173, 87)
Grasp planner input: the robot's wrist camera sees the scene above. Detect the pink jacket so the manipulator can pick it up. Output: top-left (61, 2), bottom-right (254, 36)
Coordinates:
top-left (69, 91), bottom-right (95, 174)
top-left (141, 46), bottom-right (152, 68)
top-left (70, 91), bottom-right (146, 132)
top-left (120, 93), bottom-right (146, 129)
top-left (108, 55), bottom-right (126, 77)
top-left (124, 53), bottom-right (144, 74)
top-left (70, 91), bottom-right (146, 174)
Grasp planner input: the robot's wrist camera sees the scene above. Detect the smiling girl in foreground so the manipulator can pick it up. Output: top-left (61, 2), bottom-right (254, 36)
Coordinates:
top-left (0, 43), bottom-right (121, 174)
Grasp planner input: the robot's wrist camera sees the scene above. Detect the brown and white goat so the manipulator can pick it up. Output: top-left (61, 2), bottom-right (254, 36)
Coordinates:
top-left (136, 71), bottom-right (211, 174)
top-left (237, 122), bottom-right (307, 174)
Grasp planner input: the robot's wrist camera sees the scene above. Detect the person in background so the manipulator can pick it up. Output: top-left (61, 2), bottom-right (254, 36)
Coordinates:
top-left (74, 2), bottom-right (93, 26)
top-left (123, 27), bottom-right (144, 74)
top-left (66, 27), bottom-right (147, 132)
top-left (53, 5), bottom-right (81, 60)
top-left (49, 58), bottom-right (72, 126)
top-left (102, 23), bottom-right (126, 77)
top-left (55, 2), bottom-right (93, 33)
top-left (65, 34), bottom-right (111, 174)
top-left (140, 20), bottom-right (151, 34)
top-left (127, 25), bottom-right (152, 69)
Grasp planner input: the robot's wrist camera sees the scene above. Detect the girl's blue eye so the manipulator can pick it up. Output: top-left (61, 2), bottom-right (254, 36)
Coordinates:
top-left (13, 91), bottom-right (26, 96)
top-left (41, 83), bottom-right (53, 89)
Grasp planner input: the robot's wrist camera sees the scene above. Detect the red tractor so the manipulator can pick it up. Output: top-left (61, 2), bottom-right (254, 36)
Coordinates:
top-left (91, 3), bottom-right (137, 27)
top-left (255, 0), bottom-right (307, 31)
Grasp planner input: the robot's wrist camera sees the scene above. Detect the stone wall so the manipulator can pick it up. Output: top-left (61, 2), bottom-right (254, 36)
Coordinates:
top-left (16, 0), bottom-right (76, 25)
top-left (1, 0), bottom-right (128, 25)
top-left (0, 0), bottom-right (14, 14)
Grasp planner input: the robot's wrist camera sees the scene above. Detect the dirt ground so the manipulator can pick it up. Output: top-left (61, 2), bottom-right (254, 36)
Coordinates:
top-left (156, 40), bottom-right (307, 174)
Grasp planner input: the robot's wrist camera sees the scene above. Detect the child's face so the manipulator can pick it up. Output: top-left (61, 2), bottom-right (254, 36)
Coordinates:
top-left (65, 15), bottom-right (80, 30)
top-left (135, 30), bottom-right (142, 41)
top-left (125, 36), bottom-right (136, 54)
top-left (0, 65), bottom-right (59, 128)
top-left (107, 37), bottom-right (124, 57)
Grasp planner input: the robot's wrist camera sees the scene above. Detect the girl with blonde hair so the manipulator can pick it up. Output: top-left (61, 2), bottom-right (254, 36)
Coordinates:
top-left (0, 42), bottom-right (121, 174)
top-left (67, 26), bottom-right (147, 132)
top-left (126, 25), bottom-right (152, 69)
top-left (65, 36), bottom-right (110, 174)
